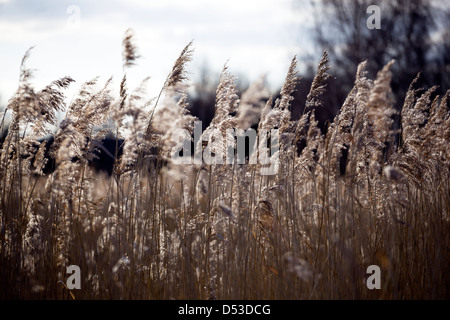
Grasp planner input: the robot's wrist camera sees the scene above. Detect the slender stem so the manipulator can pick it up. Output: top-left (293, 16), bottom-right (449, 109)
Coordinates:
top-left (145, 80), bottom-right (167, 137)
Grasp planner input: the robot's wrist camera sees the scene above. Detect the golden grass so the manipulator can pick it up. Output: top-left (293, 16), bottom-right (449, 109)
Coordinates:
top-left (0, 31), bottom-right (448, 299)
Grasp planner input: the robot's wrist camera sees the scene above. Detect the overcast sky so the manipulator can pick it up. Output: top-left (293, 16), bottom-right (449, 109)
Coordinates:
top-left (0, 0), bottom-right (316, 107)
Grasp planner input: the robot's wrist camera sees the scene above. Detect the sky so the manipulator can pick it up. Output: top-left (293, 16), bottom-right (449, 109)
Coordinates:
top-left (0, 0), bottom-right (316, 108)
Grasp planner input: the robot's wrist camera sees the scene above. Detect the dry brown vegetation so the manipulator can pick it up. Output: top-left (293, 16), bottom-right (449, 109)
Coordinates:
top-left (0, 30), bottom-right (449, 299)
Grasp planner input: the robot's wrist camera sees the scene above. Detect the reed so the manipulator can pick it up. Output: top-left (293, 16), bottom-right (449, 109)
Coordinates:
top-left (0, 30), bottom-right (448, 299)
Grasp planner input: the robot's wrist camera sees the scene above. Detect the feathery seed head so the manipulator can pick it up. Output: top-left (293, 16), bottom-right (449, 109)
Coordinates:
top-left (306, 50), bottom-right (331, 110)
top-left (122, 28), bottom-right (140, 69)
top-left (279, 56), bottom-right (301, 111)
top-left (166, 40), bottom-right (194, 88)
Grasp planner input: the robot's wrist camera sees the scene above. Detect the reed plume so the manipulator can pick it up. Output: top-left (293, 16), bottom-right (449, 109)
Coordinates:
top-left (1, 32), bottom-right (448, 300)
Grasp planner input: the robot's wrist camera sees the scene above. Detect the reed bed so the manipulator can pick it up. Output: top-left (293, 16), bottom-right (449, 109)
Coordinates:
top-left (0, 31), bottom-right (448, 299)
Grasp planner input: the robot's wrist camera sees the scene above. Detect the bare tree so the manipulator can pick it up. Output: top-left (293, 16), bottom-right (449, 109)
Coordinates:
top-left (309, 0), bottom-right (449, 105)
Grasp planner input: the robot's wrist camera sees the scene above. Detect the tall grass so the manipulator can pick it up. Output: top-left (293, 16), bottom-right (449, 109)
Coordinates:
top-left (0, 31), bottom-right (448, 300)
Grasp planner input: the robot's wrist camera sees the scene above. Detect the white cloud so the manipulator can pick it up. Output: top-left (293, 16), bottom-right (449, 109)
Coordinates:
top-left (0, 0), bottom-right (311, 107)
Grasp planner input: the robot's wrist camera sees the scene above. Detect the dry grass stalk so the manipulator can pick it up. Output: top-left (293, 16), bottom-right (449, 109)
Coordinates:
top-left (0, 34), bottom-right (448, 300)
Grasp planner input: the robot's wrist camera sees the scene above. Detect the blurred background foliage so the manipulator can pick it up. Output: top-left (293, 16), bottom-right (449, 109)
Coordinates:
top-left (187, 0), bottom-right (449, 133)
